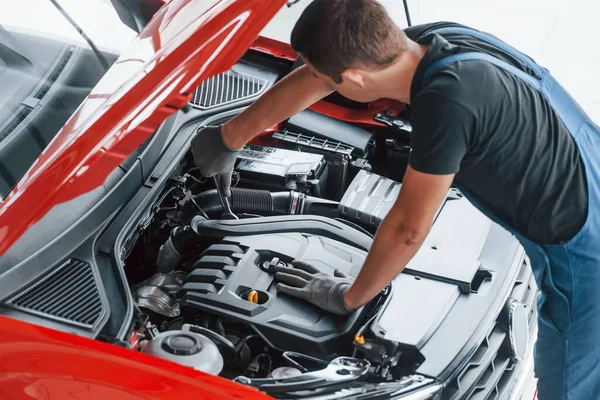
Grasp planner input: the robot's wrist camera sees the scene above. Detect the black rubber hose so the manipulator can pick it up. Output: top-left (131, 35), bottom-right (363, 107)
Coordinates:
top-left (231, 188), bottom-right (274, 215)
top-left (161, 190), bottom-right (339, 268)
top-left (234, 334), bottom-right (260, 354)
top-left (194, 188), bottom-right (294, 218)
top-left (187, 324), bottom-right (236, 356)
top-left (160, 189), bottom-right (298, 267)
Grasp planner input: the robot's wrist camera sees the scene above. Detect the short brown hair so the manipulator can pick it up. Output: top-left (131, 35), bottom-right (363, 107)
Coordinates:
top-left (291, 0), bottom-right (408, 83)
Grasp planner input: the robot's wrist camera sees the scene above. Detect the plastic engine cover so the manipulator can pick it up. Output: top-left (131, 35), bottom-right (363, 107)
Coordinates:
top-left (177, 233), bottom-right (367, 356)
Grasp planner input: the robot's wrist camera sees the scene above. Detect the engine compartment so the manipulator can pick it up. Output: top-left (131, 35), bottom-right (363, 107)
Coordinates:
top-left (120, 107), bottom-right (421, 392)
top-left (115, 90), bottom-right (529, 398)
top-left (0, 38), bottom-right (533, 400)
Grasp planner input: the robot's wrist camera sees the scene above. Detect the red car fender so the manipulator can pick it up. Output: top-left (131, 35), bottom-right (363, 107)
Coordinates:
top-left (0, 316), bottom-right (273, 400)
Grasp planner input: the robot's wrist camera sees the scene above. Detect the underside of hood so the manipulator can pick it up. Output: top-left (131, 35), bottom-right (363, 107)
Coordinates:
top-left (0, 0), bottom-right (287, 257)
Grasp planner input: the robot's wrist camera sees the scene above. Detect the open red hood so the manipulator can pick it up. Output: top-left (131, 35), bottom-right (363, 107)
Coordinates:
top-left (0, 0), bottom-right (287, 256)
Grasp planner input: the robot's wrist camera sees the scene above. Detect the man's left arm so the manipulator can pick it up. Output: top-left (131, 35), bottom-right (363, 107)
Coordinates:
top-left (342, 91), bottom-right (474, 309)
top-left (344, 166), bottom-right (455, 309)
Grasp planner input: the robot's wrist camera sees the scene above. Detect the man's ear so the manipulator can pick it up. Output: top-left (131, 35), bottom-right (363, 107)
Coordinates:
top-left (340, 69), bottom-right (365, 88)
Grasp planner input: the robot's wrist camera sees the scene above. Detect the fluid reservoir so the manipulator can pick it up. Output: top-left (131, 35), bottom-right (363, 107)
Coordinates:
top-left (142, 329), bottom-right (224, 375)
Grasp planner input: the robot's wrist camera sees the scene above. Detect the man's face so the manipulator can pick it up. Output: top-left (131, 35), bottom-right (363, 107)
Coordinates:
top-left (303, 58), bottom-right (382, 103)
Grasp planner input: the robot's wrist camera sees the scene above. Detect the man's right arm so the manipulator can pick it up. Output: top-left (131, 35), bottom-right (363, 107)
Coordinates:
top-left (191, 64), bottom-right (333, 195)
top-left (220, 65), bottom-right (334, 149)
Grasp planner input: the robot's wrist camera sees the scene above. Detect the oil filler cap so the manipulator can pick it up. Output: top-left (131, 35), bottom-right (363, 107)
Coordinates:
top-left (162, 333), bottom-right (202, 356)
top-left (248, 290), bottom-right (259, 304)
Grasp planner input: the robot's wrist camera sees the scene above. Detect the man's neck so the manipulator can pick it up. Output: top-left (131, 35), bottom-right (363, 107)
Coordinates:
top-left (374, 41), bottom-right (428, 104)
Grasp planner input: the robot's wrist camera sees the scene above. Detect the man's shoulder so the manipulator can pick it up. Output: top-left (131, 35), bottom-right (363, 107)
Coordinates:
top-left (417, 62), bottom-right (479, 97)
top-left (417, 59), bottom-right (507, 112)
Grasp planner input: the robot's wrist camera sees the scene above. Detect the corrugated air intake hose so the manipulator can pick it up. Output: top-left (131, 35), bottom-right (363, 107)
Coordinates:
top-left (193, 188), bottom-right (337, 218)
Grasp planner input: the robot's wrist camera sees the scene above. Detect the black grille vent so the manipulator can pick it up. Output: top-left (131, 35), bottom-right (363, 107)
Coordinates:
top-left (7, 259), bottom-right (104, 329)
top-left (443, 259), bottom-right (539, 400)
top-left (190, 70), bottom-right (267, 109)
top-left (34, 47), bottom-right (74, 100)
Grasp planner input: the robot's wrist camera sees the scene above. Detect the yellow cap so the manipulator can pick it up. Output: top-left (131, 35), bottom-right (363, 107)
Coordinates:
top-left (247, 290), bottom-right (259, 304)
top-left (354, 333), bottom-right (365, 345)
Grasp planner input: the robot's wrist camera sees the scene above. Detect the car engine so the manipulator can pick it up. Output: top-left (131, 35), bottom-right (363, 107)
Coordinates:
top-left (177, 232), bottom-right (367, 356)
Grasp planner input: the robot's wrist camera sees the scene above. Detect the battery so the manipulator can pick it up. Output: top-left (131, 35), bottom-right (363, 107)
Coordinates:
top-left (236, 145), bottom-right (326, 193)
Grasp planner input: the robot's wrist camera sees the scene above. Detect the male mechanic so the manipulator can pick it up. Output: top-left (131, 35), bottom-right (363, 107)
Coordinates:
top-left (191, 1), bottom-right (600, 398)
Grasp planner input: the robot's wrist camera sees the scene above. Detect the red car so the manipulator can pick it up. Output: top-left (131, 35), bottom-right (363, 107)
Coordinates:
top-left (0, 1), bottom-right (537, 399)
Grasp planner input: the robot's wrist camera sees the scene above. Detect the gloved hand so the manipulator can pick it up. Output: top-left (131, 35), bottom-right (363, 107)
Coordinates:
top-left (190, 126), bottom-right (239, 197)
top-left (275, 261), bottom-right (355, 316)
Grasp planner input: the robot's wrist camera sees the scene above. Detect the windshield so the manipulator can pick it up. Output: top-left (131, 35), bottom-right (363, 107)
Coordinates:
top-left (0, 0), bottom-right (135, 199)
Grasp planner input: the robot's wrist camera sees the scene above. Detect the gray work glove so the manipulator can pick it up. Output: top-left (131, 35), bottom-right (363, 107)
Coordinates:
top-left (190, 126), bottom-right (239, 197)
top-left (275, 261), bottom-right (355, 316)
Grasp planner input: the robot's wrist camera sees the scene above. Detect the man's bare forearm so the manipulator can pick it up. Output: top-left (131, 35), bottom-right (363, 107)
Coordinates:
top-left (343, 215), bottom-right (429, 309)
top-left (343, 167), bottom-right (454, 309)
top-left (221, 65), bottom-right (333, 149)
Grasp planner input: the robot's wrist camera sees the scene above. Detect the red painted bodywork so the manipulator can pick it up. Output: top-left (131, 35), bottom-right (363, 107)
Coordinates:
top-left (309, 98), bottom-right (406, 129)
top-left (0, 0), bottom-right (286, 256)
top-left (0, 316), bottom-right (272, 400)
top-left (250, 36), bottom-right (298, 62)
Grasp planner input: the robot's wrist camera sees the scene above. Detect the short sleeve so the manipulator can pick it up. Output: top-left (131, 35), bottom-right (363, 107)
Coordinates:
top-left (409, 91), bottom-right (475, 175)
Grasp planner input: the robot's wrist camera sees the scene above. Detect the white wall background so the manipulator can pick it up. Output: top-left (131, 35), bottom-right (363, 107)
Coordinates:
top-left (261, 0), bottom-right (600, 124)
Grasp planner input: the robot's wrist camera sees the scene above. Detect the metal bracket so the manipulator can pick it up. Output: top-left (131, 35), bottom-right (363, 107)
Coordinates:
top-left (234, 356), bottom-right (370, 394)
top-left (374, 110), bottom-right (411, 131)
top-left (447, 187), bottom-right (464, 200)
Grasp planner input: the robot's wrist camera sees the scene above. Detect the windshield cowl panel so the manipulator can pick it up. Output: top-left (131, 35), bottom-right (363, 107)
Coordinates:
top-left (0, 0), bottom-right (286, 257)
